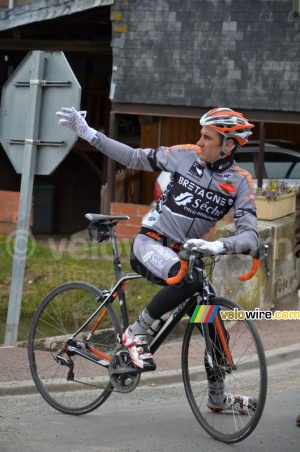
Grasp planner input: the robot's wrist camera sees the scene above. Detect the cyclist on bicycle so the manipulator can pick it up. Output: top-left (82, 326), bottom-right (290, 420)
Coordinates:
top-left (57, 106), bottom-right (258, 414)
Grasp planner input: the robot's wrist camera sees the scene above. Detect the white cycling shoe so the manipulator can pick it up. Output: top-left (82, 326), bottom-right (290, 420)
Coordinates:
top-left (207, 393), bottom-right (257, 415)
top-left (122, 327), bottom-right (156, 372)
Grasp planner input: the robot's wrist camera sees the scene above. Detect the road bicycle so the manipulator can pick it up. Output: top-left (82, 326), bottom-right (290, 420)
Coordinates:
top-left (28, 213), bottom-right (269, 444)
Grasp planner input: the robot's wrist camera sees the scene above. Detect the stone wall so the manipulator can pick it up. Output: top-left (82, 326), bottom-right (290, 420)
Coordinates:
top-left (213, 214), bottom-right (300, 310)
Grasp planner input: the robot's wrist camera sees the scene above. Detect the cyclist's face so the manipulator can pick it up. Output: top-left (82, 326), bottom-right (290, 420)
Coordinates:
top-left (197, 127), bottom-right (233, 163)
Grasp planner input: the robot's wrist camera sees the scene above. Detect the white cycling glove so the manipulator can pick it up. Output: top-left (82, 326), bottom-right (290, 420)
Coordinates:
top-left (56, 107), bottom-right (97, 144)
top-left (183, 239), bottom-right (225, 255)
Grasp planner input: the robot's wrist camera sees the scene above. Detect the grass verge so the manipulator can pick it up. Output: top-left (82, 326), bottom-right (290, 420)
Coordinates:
top-left (0, 234), bottom-right (160, 324)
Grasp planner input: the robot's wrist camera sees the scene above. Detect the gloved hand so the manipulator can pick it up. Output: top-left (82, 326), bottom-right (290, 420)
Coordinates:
top-left (183, 239), bottom-right (225, 255)
top-left (56, 107), bottom-right (97, 143)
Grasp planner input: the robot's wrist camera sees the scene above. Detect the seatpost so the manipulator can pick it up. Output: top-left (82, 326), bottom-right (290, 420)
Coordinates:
top-left (110, 222), bottom-right (130, 329)
top-left (110, 223), bottom-right (123, 281)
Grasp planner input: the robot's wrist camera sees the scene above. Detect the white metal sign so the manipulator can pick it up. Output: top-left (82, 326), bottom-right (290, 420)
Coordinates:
top-left (0, 50), bottom-right (80, 175)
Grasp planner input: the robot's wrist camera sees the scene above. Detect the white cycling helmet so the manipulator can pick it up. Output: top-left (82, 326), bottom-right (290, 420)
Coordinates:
top-left (200, 107), bottom-right (254, 146)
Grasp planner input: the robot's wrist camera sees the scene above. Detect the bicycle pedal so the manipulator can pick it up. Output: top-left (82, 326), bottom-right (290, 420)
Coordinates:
top-left (111, 349), bottom-right (134, 368)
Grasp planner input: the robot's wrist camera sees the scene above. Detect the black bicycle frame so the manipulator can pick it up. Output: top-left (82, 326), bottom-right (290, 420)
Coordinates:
top-left (67, 220), bottom-right (219, 371)
top-left (149, 278), bottom-right (217, 356)
top-left (149, 296), bottom-right (197, 354)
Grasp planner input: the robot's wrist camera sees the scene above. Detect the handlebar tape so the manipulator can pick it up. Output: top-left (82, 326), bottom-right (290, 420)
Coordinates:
top-left (238, 257), bottom-right (260, 281)
top-left (166, 260), bottom-right (188, 285)
top-left (166, 254), bottom-right (260, 285)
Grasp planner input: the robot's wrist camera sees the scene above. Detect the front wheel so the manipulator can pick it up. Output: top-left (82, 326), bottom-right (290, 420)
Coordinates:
top-left (28, 281), bottom-right (122, 415)
top-left (182, 297), bottom-right (267, 444)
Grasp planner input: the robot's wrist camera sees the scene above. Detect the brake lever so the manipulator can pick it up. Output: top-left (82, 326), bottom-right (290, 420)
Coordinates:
top-left (188, 248), bottom-right (197, 279)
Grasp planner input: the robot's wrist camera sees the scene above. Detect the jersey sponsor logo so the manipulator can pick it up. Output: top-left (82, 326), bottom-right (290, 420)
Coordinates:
top-left (173, 190), bottom-right (233, 219)
top-left (173, 192), bottom-right (194, 206)
top-left (143, 209), bottom-right (160, 225)
top-left (248, 191), bottom-right (256, 203)
top-left (177, 177), bottom-right (230, 206)
top-left (170, 144), bottom-right (201, 153)
top-left (218, 161), bottom-right (233, 171)
top-left (222, 172), bottom-right (233, 179)
top-left (187, 162), bottom-right (204, 182)
top-left (141, 245), bottom-right (177, 271)
top-left (152, 244), bottom-right (178, 261)
top-left (219, 181), bottom-right (237, 194)
top-left (172, 176), bottom-right (235, 221)
top-left (146, 231), bottom-right (161, 241)
top-left (141, 251), bottom-right (165, 271)
top-left (142, 251), bottom-right (155, 262)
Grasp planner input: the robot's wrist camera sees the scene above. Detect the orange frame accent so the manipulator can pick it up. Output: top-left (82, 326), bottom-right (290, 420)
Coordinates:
top-left (214, 314), bottom-right (234, 366)
top-left (89, 346), bottom-right (111, 362)
top-left (91, 308), bottom-right (107, 334)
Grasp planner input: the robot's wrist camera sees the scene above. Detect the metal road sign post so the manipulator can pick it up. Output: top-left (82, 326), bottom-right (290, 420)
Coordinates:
top-left (0, 50), bottom-right (81, 346)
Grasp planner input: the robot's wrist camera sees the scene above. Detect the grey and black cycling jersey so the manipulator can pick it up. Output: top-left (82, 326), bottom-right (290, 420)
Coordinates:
top-left (91, 133), bottom-right (258, 254)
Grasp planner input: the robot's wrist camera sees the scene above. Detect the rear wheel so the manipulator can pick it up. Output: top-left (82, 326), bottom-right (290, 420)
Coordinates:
top-left (28, 281), bottom-right (122, 415)
top-left (182, 297), bottom-right (267, 443)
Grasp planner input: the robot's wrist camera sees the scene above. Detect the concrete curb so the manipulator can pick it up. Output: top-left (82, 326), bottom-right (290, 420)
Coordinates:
top-left (1, 343), bottom-right (299, 397)
top-left (140, 343), bottom-right (300, 387)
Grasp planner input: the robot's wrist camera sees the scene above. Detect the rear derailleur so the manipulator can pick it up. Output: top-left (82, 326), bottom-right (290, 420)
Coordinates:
top-left (52, 340), bottom-right (78, 381)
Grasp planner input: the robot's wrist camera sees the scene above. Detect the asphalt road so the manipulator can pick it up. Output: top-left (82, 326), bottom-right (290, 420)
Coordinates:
top-left (0, 356), bottom-right (300, 452)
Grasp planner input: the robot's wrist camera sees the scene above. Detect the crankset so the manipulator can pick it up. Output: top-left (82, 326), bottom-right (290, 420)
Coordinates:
top-left (109, 349), bottom-right (141, 393)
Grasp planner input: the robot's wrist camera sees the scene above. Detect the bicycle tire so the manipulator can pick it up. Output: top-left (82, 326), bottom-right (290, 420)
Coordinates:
top-left (182, 296), bottom-right (267, 444)
top-left (28, 281), bottom-right (122, 415)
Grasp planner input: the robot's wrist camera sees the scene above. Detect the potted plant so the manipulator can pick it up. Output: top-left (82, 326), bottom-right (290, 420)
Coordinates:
top-left (255, 180), bottom-right (298, 220)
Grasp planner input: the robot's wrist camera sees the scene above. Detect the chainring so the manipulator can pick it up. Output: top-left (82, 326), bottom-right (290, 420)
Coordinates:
top-left (109, 349), bottom-right (141, 393)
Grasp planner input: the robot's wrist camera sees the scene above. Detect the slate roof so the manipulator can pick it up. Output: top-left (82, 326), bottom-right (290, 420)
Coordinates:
top-left (110, 0), bottom-right (300, 112)
top-left (0, 0), bottom-right (113, 29)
